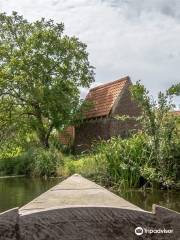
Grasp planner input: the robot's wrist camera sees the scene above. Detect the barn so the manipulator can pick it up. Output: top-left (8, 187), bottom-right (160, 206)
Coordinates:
top-left (74, 76), bottom-right (140, 152)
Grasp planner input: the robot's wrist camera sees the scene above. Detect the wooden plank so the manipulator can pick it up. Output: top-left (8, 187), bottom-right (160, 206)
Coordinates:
top-left (19, 174), bottom-right (143, 215)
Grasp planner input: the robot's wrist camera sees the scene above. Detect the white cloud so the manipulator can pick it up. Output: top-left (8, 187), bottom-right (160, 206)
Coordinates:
top-left (0, 0), bottom-right (179, 106)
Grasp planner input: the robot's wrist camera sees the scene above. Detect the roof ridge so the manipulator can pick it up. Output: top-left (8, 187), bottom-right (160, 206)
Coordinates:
top-left (89, 76), bottom-right (130, 92)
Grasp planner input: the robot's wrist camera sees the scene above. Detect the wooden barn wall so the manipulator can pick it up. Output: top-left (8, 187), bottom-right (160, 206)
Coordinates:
top-left (111, 82), bottom-right (140, 117)
top-left (59, 126), bottom-right (75, 146)
top-left (74, 85), bottom-right (141, 152)
top-left (74, 118), bottom-right (138, 152)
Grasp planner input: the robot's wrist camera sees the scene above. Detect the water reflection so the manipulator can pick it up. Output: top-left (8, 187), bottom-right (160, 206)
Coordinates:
top-left (0, 177), bottom-right (179, 213)
top-left (0, 177), bottom-right (60, 213)
top-left (117, 188), bottom-right (180, 212)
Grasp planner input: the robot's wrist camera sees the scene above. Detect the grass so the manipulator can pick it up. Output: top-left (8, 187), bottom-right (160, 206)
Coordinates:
top-left (1, 130), bottom-right (179, 190)
top-left (57, 153), bottom-right (108, 185)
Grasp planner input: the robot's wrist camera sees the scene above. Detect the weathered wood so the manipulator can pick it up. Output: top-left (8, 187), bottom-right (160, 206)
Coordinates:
top-left (19, 174), bottom-right (142, 215)
top-left (0, 174), bottom-right (179, 240)
top-left (0, 208), bottom-right (19, 240)
top-left (19, 206), bottom-right (180, 240)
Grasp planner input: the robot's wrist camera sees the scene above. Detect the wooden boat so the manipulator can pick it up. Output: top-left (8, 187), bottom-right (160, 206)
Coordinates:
top-left (0, 174), bottom-right (179, 239)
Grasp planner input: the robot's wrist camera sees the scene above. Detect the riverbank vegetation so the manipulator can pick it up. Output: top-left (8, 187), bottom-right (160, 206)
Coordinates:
top-left (58, 82), bottom-right (180, 190)
top-left (1, 81), bottom-right (179, 190)
top-left (0, 12), bottom-right (93, 176)
top-left (0, 12), bottom-right (179, 191)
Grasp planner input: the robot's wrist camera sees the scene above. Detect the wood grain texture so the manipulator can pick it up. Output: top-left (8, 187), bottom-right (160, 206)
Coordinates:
top-left (20, 175), bottom-right (142, 215)
top-left (0, 208), bottom-right (19, 240)
top-left (19, 206), bottom-right (180, 240)
top-left (0, 175), bottom-right (179, 240)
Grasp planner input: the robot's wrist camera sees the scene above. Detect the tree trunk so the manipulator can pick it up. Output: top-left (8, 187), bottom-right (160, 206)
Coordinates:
top-left (37, 131), bottom-right (50, 149)
top-left (34, 106), bottom-right (53, 149)
top-left (38, 125), bottom-right (53, 149)
top-left (41, 137), bottom-right (49, 149)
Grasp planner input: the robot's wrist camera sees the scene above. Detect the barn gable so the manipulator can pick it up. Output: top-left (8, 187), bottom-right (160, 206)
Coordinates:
top-left (74, 76), bottom-right (140, 152)
top-left (84, 76), bottom-right (130, 119)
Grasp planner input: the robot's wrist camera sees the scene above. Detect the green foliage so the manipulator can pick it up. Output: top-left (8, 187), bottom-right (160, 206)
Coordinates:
top-left (0, 147), bottom-right (63, 177)
top-left (0, 11), bottom-right (94, 148)
top-left (0, 158), bottom-right (17, 175)
top-left (94, 134), bottom-right (148, 188)
top-left (30, 148), bottom-right (63, 177)
top-left (167, 83), bottom-right (180, 96)
top-left (70, 129), bottom-right (179, 189)
top-left (140, 164), bottom-right (159, 183)
top-left (59, 154), bottom-right (107, 184)
top-left (0, 148), bottom-right (35, 175)
top-left (0, 155), bottom-right (30, 176)
top-left (130, 81), bottom-right (180, 184)
top-left (61, 82), bottom-right (180, 189)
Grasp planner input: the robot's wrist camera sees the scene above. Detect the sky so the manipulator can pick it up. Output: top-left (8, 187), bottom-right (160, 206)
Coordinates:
top-left (0, 0), bottom-right (179, 107)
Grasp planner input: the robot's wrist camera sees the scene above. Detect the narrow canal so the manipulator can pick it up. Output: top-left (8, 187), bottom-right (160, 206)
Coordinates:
top-left (0, 177), bottom-right (180, 213)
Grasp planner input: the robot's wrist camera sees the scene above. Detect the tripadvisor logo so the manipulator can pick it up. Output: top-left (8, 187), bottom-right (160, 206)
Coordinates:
top-left (135, 226), bottom-right (173, 236)
top-left (135, 227), bottom-right (143, 236)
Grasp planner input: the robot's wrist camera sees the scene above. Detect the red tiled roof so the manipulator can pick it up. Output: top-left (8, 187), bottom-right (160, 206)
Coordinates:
top-left (171, 111), bottom-right (180, 116)
top-left (85, 76), bottom-right (130, 119)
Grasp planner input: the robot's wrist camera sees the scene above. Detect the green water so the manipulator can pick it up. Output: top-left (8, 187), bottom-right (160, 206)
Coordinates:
top-left (0, 177), bottom-right (180, 213)
top-left (0, 177), bottom-right (60, 213)
top-left (117, 188), bottom-right (180, 212)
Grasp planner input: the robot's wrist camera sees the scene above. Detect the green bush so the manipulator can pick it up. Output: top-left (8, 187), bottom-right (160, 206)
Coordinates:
top-left (0, 158), bottom-right (17, 175)
top-left (0, 154), bottom-right (30, 176)
top-left (32, 148), bottom-right (63, 177)
top-left (0, 148), bottom-right (38, 176)
top-left (58, 154), bottom-right (107, 185)
top-left (94, 133), bottom-right (148, 188)
top-left (0, 147), bottom-right (63, 177)
top-left (92, 129), bottom-right (180, 188)
top-left (15, 148), bottom-right (35, 175)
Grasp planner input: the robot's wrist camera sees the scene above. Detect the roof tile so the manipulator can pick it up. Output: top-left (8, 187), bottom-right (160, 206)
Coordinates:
top-left (85, 76), bottom-right (130, 119)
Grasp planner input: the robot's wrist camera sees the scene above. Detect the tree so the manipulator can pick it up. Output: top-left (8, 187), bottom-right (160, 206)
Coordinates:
top-left (167, 83), bottom-right (180, 96)
top-left (0, 12), bottom-right (95, 148)
top-left (130, 81), bottom-right (180, 184)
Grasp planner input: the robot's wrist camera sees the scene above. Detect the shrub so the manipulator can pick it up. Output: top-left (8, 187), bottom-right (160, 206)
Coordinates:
top-left (94, 133), bottom-right (148, 188)
top-left (0, 158), bottom-right (17, 176)
top-left (59, 154), bottom-right (107, 185)
top-left (0, 155), bottom-right (30, 176)
top-left (15, 148), bottom-right (35, 175)
top-left (32, 148), bottom-right (63, 177)
top-left (0, 147), bottom-right (63, 177)
top-left (92, 128), bottom-right (180, 188)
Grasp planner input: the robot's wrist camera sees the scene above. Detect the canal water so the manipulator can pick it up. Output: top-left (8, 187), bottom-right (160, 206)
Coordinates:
top-left (0, 177), bottom-right (180, 213)
top-left (0, 177), bottom-right (60, 213)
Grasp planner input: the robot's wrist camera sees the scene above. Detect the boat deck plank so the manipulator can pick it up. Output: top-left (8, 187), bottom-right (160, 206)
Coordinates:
top-left (20, 174), bottom-right (143, 215)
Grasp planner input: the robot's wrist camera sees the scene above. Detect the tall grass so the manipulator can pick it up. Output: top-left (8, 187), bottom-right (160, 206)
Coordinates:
top-left (58, 154), bottom-right (107, 184)
top-left (93, 133), bottom-right (149, 188)
top-left (0, 147), bottom-right (63, 177)
top-left (58, 134), bottom-right (150, 188)
top-left (31, 148), bottom-right (63, 177)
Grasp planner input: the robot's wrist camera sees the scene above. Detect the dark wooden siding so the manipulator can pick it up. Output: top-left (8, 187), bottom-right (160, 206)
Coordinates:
top-left (74, 83), bottom-right (141, 152)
